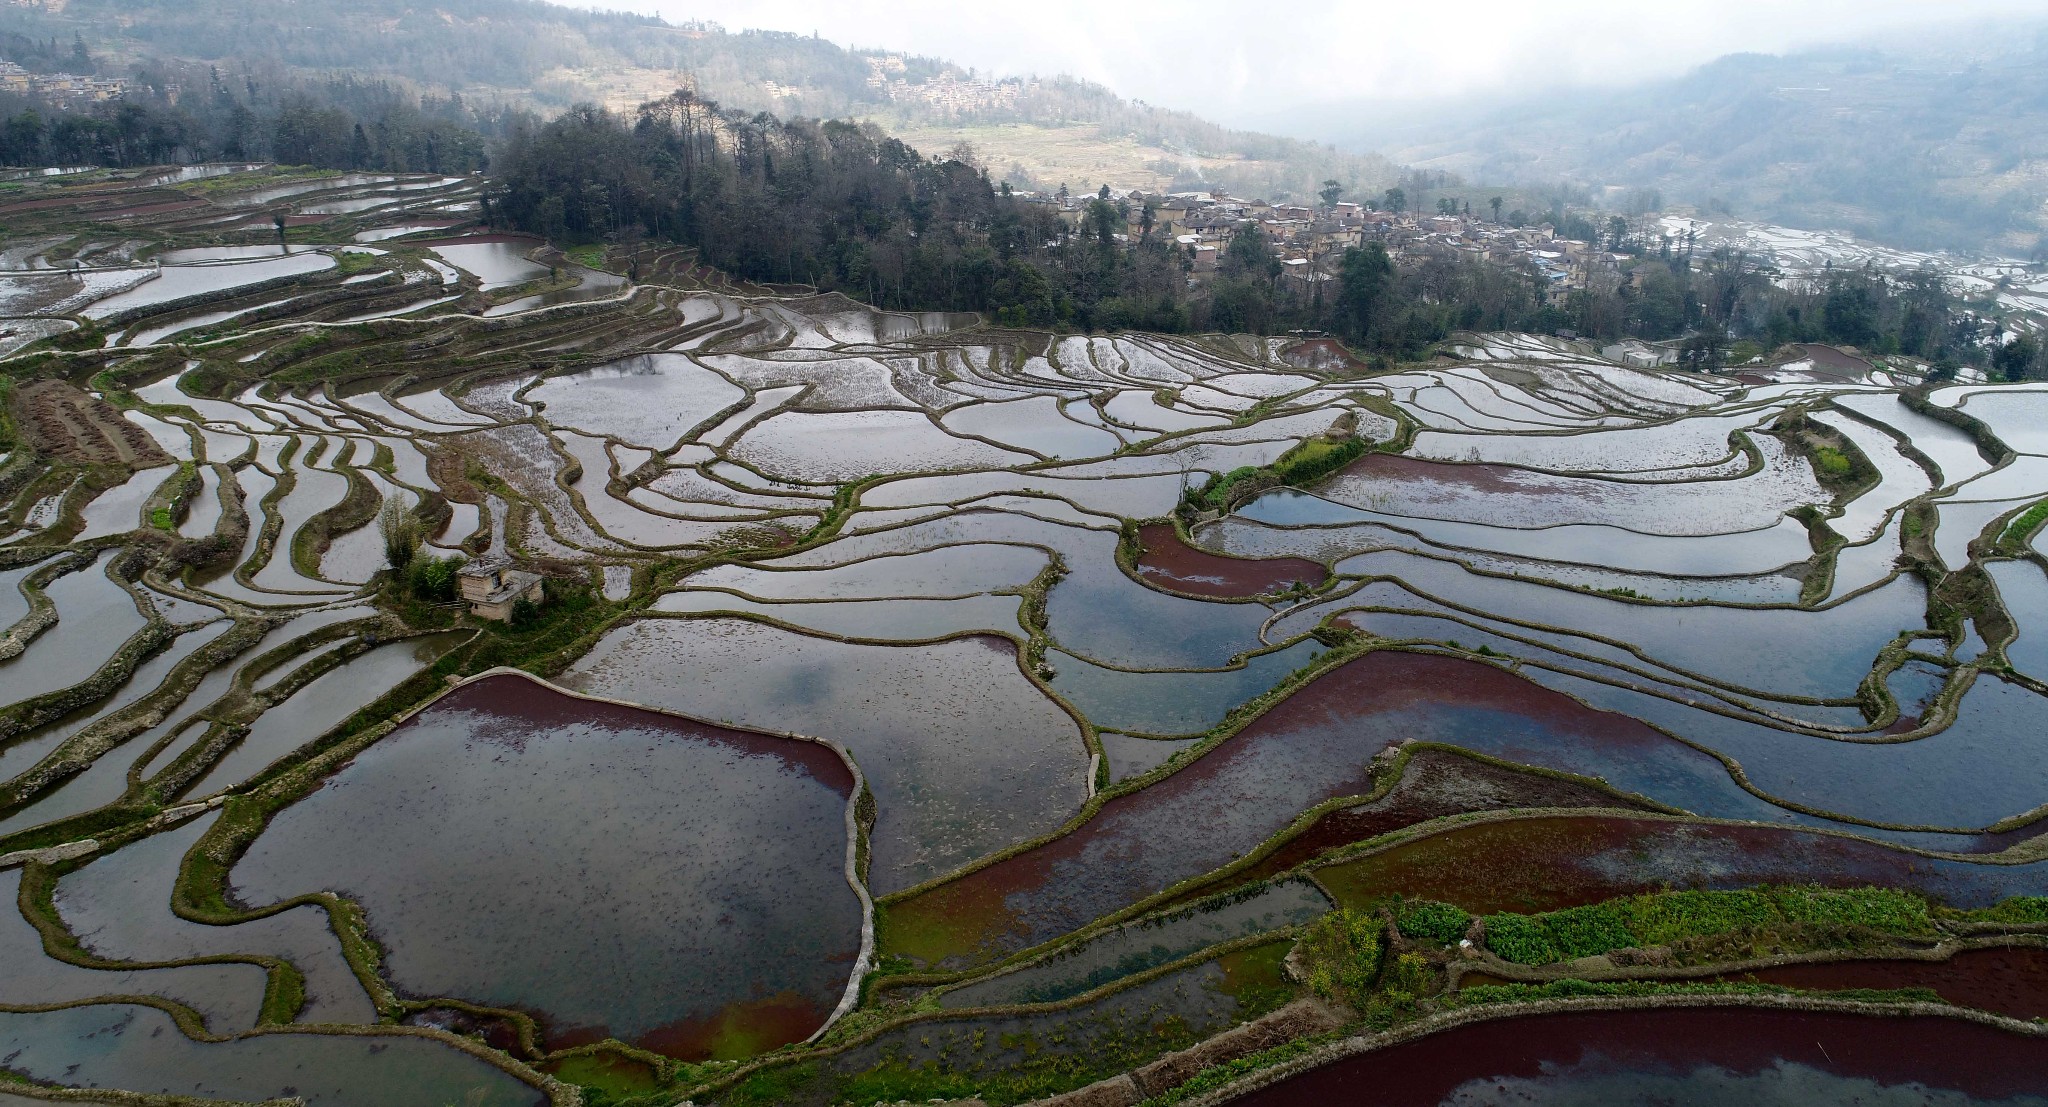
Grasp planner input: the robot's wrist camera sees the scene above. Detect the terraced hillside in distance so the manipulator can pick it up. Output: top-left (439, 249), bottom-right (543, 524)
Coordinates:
top-left (2, 164), bottom-right (2048, 1107)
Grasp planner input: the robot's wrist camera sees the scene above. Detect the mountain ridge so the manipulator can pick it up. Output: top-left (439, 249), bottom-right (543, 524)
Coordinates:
top-left (0, 0), bottom-right (1393, 201)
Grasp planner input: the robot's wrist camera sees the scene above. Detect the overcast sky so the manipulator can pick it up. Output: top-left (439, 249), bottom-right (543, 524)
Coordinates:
top-left (583, 0), bottom-right (2042, 129)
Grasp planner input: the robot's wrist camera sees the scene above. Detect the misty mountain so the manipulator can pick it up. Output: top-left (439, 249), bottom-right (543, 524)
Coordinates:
top-left (0, 0), bottom-right (1390, 200)
top-left (1325, 28), bottom-right (2048, 256)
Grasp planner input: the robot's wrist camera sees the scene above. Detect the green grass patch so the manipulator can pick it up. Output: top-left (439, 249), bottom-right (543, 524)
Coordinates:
top-left (719, 1060), bottom-right (825, 1107)
top-left (1811, 445), bottom-right (1855, 481)
top-left (1483, 886), bottom-right (1935, 966)
top-left (1955, 895), bottom-right (2048, 926)
top-left (1450, 977), bottom-right (1944, 1008)
top-left (1195, 465), bottom-right (1265, 510)
top-left (1272, 435), bottom-right (1368, 486)
top-left (1999, 500), bottom-right (2048, 552)
top-left (1394, 900), bottom-right (1472, 945)
top-left (547, 1050), bottom-right (663, 1102)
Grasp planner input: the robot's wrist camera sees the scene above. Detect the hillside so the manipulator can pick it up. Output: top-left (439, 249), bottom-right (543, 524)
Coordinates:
top-left (0, 0), bottom-right (1392, 200)
top-left (1324, 28), bottom-right (2048, 255)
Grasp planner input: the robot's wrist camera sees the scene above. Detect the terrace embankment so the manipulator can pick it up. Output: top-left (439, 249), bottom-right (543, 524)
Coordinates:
top-left (10, 379), bottom-right (173, 469)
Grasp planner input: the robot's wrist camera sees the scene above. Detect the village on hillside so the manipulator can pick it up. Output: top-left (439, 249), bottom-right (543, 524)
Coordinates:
top-left (1024, 185), bottom-right (1640, 301)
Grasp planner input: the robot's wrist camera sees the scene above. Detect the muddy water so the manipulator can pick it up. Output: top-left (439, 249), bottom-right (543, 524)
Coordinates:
top-left (939, 880), bottom-right (1328, 1009)
top-left (1173, 750), bottom-right (1654, 904)
top-left (1046, 640), bottom-right (1321, 736)
top-left (184, 631), bottom-right (461, 797)
top-left (229, 675), bottom-right (862, 1059)
top-left (0, 869), bottom-right (267, 1034)
top-left (1524, 664), bottom-right (2048, 836)
top-left (564, 617), bottom-right (1088, 894)
top-left (1045, 544), bottom-right (1275, 670)
top-left (525, 353), bottom-right (744, 450)
top-left (72, 465), bottom-right (174, 541)
top-left (0, 621), bottom-right (231, 836)
top-left (54, 811), bottom-right (375, 1024)
top-left (690, 543), bottom-right (1049, 600)
top-left (427, 239), bottom-right (547, 289)
top-left (1313, 815), bottom-right (2047, 916)
top-left (731, 409), bottom-right (1034, 483)
top-left (0, 552), bottom-right (144, 707)
top-left (1229, 1008), bottom-right (2048, 1106)
top-left (1099, 731), bottom-right (1200, 781)
top-left (655, 591), bottom-right (1025, 643)
top-left (881, 651), bottom-right (1719, 968)
top-left (0, 1004), bottom-right (544, 1105)
top-left (823, 943), bottom-right (1290, 1104)
top-left (1709, 945), bottom-right (2048, 1019)
top-left (1132, 523), bottom-right (1325, 599)
top-left (939, 396), bottom-right (1124, 460)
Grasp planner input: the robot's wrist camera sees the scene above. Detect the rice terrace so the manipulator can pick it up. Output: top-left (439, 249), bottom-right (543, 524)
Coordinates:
top-left (2, 159), bottom-right (2048, 1107)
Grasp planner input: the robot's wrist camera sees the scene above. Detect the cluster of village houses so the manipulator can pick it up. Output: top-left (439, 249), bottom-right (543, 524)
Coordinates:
top-left (0, 61), bottom-right (127, 109)
top-left (1024, 187), bottom-right (1635, 302)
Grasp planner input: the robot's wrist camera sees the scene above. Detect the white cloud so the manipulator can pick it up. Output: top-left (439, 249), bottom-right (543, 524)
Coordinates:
top-left (581, 0), bottom-right (2043, 126)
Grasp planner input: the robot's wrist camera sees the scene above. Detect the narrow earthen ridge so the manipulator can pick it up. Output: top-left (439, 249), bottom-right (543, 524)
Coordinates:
top-left (1021, 998), bottom-right (1347, 1107)
top-left (426, 665), bottom-right (878, 1043)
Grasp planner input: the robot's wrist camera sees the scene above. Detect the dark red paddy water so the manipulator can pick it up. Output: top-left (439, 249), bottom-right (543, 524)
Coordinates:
top-left (1231, 1008), bottom-right (2048, 1105)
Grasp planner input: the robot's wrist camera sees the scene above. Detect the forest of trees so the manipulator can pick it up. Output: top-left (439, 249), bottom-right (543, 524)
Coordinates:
top-left (488, 94), bottom-right (2009, 373)
top-left (0, 30), bottom-right (519, 172)
top-left (490, 94), bottom-right (1551, 342)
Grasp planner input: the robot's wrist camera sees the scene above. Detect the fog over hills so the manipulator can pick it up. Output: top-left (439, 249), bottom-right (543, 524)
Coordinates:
top-left (1308, 22), bottom-right (2048, 255)
top-left (0, 0), bottom-right (1392, 201)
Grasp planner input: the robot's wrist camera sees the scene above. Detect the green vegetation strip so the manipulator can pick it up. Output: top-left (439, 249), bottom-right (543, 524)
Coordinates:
top-left (1481, 886), bottom-right (1935, 966)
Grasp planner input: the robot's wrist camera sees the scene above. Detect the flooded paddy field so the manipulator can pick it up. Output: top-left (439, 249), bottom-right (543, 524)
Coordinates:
top-left (229, 674), bottom-right (863, 1058)
top-left (4, 168), bottom-right (2048, 1103)
top-left (1230, 1008), bottom-right (2048, 1106)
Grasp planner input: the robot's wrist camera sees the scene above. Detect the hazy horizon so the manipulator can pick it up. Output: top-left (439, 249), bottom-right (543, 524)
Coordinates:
top-left (577, 0), bottom-right (2043, 132)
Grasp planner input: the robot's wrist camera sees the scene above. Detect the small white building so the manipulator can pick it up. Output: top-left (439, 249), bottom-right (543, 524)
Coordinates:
top-left (1603, 340), bottom-right (1679, 369)
top-left (457, 556), bottom-right (544, 621)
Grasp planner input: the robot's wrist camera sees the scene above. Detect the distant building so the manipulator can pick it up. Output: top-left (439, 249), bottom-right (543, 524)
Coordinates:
top-left (457, 556), bottom-right (544, 621)
top-left (1604, 340), bottom-right (1679, 369)
top-left (0, 62), bottom-right (128, 108)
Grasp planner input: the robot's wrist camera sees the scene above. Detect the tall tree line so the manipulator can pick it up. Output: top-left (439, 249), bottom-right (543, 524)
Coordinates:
top-left (491, 94), bottom-right (2015, 372)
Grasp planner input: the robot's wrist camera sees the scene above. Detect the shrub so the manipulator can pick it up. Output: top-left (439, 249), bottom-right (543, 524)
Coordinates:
top-left (378, 497), bottom-right (423, 570)
top-left (1377, 951), bottom-right (1434, 1003)
top-left (1296, 908), bottom-right (1382, 1003)
top-left (407, 553), bottom-right (464, 602)
top-left (1395, 900), bottom-right (1471, 945)
top-left (1200, 465), bottom-right (1265, 509)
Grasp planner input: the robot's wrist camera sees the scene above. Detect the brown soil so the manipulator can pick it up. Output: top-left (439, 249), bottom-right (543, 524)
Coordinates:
top-left (1134, 523), bottom-right (1326, 598)
top-left (10, 379), bottom-right (172, 469)
top-left (1278, 338), bottom-right (1365, 372)
top-left (1798, 343), bottom-right (1875, 375)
